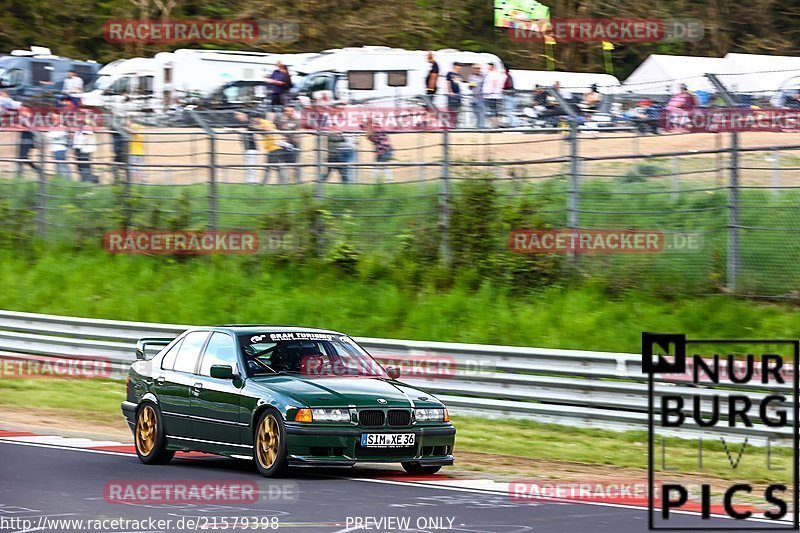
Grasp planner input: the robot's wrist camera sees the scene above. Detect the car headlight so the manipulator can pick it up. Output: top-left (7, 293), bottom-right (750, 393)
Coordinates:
top-left (414, 408), bottom-right (448, 422)
top-left (310, 408), bottom-right (351, 423)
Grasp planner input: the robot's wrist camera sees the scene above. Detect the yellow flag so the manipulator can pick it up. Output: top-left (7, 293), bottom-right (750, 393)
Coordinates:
top-left (602, 41), bottom-right (614, 51)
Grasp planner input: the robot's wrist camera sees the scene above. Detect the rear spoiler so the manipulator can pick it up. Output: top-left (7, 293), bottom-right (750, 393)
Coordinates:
top-left (135, 337), bottom-right (175, 361)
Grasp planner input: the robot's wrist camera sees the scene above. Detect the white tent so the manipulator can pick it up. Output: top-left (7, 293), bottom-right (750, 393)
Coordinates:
top-left (621, 54), bottom-right (725, 95)
top-left (717, 53), bottom-right (800, 96)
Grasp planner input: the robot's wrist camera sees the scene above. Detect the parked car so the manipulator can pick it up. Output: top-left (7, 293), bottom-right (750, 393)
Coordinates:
top-left (122, 326), bottom-right (456, 477)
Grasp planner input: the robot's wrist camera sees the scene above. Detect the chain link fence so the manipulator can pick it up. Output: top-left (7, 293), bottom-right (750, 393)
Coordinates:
top-left (1, 107), bottom-right (800, 298)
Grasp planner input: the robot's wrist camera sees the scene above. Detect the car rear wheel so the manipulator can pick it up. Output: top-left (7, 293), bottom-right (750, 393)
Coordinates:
top-left (135, 403), bottom-right (175, 465)
top-left (254, 410), bottom-right (288, 477)
top-left (401, 462), bottom-right (442, 475)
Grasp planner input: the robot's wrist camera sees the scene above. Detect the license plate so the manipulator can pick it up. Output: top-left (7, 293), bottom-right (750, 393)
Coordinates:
top-left (361, 433), bottom-right (415, 448)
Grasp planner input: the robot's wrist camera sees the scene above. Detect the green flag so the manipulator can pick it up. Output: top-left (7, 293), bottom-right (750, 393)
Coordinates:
top-left (495, 0), bottom-right (550, 28)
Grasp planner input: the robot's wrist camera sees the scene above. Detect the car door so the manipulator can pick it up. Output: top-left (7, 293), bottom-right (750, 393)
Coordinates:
top-left (153, 330), bottom-right (209, 439)
top-left (191, 332), bottom-right (247, 449)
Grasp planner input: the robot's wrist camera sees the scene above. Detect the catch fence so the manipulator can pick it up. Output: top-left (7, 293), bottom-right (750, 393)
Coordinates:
top-left (1, 111), bottom-right (800, 297)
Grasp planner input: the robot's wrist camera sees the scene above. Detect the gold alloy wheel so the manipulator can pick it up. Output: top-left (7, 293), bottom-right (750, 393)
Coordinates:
top-left (136, 405), bottom-right (157, 456)
top-left (256, 414), bottom-right (280, 469)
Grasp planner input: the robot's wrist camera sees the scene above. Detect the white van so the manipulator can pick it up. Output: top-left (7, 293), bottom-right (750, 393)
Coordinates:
top-left (292, 46), bottom-right (504, 105)
top-left (84, 49), bottom-right (281, 113)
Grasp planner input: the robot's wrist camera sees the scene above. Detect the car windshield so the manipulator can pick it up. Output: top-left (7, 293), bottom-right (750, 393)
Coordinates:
top-left (239, 332), bottom-right (387, 378)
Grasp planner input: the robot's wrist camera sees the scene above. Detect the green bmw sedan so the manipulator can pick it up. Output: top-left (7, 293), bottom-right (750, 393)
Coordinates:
top-left (122, 326), bottom-right (456, 477)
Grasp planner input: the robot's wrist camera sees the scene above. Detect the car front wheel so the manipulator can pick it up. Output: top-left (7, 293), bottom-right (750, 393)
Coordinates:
top-left (254, 410), bottom-right (288, 477)
top-left (401, 462), bottom-right (442, 475)
top-left (134, 403), bottom-right (175, 465)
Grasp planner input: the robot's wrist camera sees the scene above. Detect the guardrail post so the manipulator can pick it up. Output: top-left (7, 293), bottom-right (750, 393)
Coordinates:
top-left (671, 156), bottom-right (680, 202)
top-left (35, 131), bottom-right (46, 239)
top-left (728, 131), bottom-right (740, 294)
top-left (439, 129), bottom-right (452, 266)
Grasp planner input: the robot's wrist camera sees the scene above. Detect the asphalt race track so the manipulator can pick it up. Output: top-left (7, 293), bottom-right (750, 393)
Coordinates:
top-left (0, 438), bottom-right (768, 533)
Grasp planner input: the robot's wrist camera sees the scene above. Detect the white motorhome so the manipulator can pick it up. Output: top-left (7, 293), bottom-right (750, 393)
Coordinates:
top-left (291, 46), bottom-right (505, 105)
top-left (84, 49), bottom-right (280, 113)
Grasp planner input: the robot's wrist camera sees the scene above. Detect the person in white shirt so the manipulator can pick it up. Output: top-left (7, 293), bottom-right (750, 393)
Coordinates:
top-left (46, 113), bottom-right (71, 178)
top-left (482, 63), bottom-right (504, 128)
top-left (61, 71), bottom-right (84, 109)
top-left (72, 119), bottom-right (97, 183)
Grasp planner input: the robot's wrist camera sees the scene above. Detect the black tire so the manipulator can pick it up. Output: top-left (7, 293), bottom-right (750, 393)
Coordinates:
top-left (134, 402), bottom-right (175, 465)
top-left (401, 462), bottom-right (442, 475)
top-left (254, 409), bottom-right (289, 477)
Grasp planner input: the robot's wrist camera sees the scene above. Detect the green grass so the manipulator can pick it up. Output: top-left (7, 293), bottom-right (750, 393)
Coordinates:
top-left (0, 377), bottom-right (788, 483)
top-left (2, 249), bottom-right (800, 351)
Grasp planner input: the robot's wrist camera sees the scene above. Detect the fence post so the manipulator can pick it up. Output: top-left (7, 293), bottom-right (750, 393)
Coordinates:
top-left (189, 110), bottom-right (216, 230)
top-left (772, 149), bottom-right (781, 197)
top-left (567, 120), bottom-right (580, 235)
top-left (35, 131), bottom-right (46, 239)
top-left (315, 131), bottom-right (323, 199)
top-left (671, 156), bottom-right (680, 201)
top-left (439, 129), bottom-right (451, 266)
top-left (727, 131), bottom-right (740, 293)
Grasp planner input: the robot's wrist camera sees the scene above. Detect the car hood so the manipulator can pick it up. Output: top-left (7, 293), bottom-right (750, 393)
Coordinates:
top-left (249, 375), bottom-right (438, 408)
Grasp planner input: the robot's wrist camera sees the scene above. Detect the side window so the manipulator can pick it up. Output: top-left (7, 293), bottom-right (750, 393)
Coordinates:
top-left (348, 71), bottom-right (374, 90)
top-left (173, 331), bottom-right (208, 373)
top-left (199, 332), bottom-right (238, 376)
top-left (387, 70), bottom-right (408, 87)
top-left (160, 338), bottom-right (184, 371)
top-left (32, 62), bottom-right (52, 84)
top-left (0, 68), bottom-right (23, 88)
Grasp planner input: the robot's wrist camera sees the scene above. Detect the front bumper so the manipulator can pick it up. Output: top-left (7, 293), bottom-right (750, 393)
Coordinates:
top-left (284, 423), bottom-right (456, 467)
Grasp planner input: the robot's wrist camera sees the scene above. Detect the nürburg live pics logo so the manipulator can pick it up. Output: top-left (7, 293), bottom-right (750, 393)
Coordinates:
top-left (643, 332), bottom-right (799, 530)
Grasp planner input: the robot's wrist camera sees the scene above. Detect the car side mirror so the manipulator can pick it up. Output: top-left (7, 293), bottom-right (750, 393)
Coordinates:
top-left (210, 365), bottom-right (235, 380)
top-left (386, 366), bottom-right (401, 379)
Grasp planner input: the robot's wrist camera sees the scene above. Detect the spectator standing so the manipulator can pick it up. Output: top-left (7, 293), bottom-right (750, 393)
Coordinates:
top-left (424, 52), bottom-right (439, 110)
top-left (364, 119), bottom-right (394, 182)
top-left (581, 84), bottom-right (602, 111)
top-left (61, 70), bottom-right (84, 110)
top-left (445, 63), bottom-right (462, 127)
top-left (469, 65), bottom-right (486, 128)
top-left (265, 62), bottom-right (292, 112)
top-left (16, 107), bottom-right (40, 177)
top-left (277, 106), bottom-right (302, 183)
top-left (666, 83), bottom-right (698, 113)
top-left (482, 63), bottom-right (504, 128)
top-left (258, 113), bottom-right (285, 184)
top-left (234, 111), bottom-right (259, 184)
top-left (503, 66), bottom-right (517, 128)
top-left (72, 119), bottom-right (97, 183)
top-left (0, 90), bottom-right (20, 110)
top-left (47, 112), bottom-right (70, 178)
top-left (323, 130), bottom-right (356, 183)
top-left (128, 121), bottom-right (145, 182)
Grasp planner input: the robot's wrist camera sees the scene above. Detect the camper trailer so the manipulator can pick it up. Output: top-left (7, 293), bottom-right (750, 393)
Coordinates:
top-left (291, 46), bottom-right (505, 105)
top-left (84, 49), bottom-right (281, 113)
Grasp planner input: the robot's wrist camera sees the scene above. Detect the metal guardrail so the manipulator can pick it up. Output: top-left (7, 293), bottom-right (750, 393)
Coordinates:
top-left (0, 309), bottom-right (790, 443)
